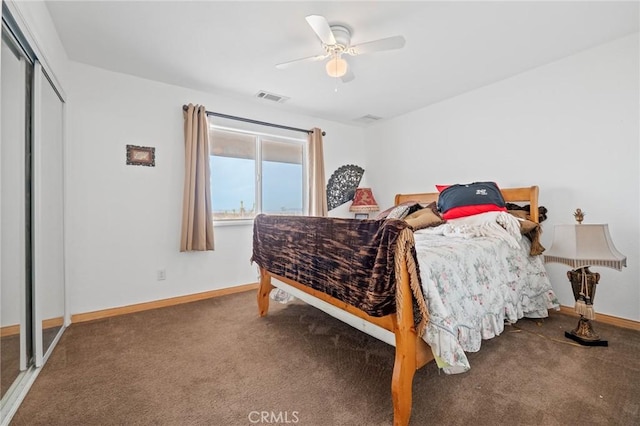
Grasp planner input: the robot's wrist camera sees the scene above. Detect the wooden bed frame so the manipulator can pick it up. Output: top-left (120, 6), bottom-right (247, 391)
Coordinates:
top-left (257, 185), bottom-right (540, 426)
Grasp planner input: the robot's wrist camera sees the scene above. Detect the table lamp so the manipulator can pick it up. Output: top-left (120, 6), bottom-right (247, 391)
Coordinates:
top-left (544, 210), bottom-right (627, 346)
top-left (349, 188), bottom-right (379, 219)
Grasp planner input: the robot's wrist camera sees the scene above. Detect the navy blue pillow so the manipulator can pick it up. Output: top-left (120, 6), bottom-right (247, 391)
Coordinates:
top-left (437, 182), bottom-right (506, 214)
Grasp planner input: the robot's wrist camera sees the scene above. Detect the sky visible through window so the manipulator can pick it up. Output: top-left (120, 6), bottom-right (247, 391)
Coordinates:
top-left (210, 156), bottom-right (302, 214)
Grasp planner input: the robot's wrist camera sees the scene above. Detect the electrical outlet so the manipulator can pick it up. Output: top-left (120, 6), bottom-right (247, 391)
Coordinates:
top-left (157, 269), bottom-right (166, 281)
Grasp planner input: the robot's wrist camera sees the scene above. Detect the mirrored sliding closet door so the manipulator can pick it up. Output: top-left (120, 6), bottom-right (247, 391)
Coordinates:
top-left (1, 4), bottom-right (67, 424)
top-left (33, 61), bottom-right (66, 367)
top-left (1, 21), bottom-right (34, 407)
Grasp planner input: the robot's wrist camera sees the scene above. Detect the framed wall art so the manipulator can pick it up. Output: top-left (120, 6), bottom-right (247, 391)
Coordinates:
top-left (126, 145), bottom-right (155, 167)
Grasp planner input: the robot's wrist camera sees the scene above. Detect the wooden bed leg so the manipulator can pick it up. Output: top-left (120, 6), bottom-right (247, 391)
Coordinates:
top-left (392, 331), bottom-right (417, 426)
top-left (257, 267), bottom-right (275, 317)
top-left (391, 260), bottom-right (418, 426)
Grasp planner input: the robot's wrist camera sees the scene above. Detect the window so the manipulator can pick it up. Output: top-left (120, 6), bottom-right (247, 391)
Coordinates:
top-left (209, 126), bottom-right (306, 221)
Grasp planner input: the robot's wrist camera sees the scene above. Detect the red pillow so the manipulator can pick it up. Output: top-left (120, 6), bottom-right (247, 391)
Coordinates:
top-left (435, 185), bottom-right (450, 192)
top-left (442, 204), bottom-right (507, 220)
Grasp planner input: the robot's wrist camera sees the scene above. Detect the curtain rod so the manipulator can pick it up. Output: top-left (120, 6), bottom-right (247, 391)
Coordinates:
top-left (182, 105), bottom-right (326, 136)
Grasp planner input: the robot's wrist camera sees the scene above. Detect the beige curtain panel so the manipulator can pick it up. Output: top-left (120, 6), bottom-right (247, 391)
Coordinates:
top-left (307, 128), bottom-right (328, 217)
top-left (181, 104), bottom-right (214, 251)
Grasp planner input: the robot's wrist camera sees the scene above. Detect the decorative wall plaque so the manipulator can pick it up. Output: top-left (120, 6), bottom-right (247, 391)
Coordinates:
top-left (126, 145), bottom-right (155, 167)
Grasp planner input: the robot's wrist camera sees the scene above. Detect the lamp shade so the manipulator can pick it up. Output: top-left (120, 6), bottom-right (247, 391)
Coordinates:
top-left (349, 188), bottom-right (379, 213)
top-left (544, 224), bottom-right (627, 271)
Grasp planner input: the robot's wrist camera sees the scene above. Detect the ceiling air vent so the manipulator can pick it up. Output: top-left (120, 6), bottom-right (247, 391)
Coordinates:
top-left (255, 90), bottom-right (289, 103)
top-left (354, 114), bottom-right (383, 124)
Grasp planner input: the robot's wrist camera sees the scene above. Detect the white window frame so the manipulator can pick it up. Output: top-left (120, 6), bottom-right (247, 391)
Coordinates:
top-left (209, 124), bottom-right (308, 226)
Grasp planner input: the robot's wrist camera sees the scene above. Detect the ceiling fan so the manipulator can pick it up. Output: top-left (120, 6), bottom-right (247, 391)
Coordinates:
top-left (276, 15), bottom-right (406, 83)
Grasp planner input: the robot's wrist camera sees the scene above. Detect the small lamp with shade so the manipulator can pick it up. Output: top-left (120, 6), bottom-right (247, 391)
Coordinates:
top-left (544, 209), bottom-right (627, 346)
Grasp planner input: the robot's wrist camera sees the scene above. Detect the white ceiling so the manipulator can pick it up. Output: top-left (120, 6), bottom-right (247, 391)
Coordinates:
top-left (46, 1), bottom-right (639, 126)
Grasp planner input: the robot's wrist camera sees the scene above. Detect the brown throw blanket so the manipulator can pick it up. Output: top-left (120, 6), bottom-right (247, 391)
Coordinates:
top-left (251, 214), bottom-right (428, 335)
top-left (507, 210), bottom-right (545, 256)
top-left (252, 212), bottom-right (543, 339)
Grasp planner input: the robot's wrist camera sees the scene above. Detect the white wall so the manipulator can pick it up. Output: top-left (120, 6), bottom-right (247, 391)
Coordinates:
top-left (5, 0), bottom-right (368, 317)
top-left (11, 1), bottom-right (638, 322)
top-left (364, 34), bottom-right (640, 321)
top-left (64, 61), bottom-right (366, 315)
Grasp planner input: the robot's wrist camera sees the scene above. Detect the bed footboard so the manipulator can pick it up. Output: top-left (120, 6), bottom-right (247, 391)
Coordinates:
top-left (256, 261), bottom-right (433, 426)
top-left (253, 214), bottom-right (433, 425)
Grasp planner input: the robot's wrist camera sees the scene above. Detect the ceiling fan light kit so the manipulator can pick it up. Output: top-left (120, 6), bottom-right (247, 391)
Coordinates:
top-left (276, 14), bottom-right (405, 82)
top-left (326, 56), bottom-right (348, 78)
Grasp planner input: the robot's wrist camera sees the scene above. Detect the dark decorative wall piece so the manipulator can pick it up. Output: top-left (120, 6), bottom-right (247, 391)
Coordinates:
top-left (326, 164), bottom-right (365, 210)
top-left (126, 145), bottom-right (155, 167)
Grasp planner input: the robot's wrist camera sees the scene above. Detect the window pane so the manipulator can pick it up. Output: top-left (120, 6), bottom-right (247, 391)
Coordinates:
top-left (262, 140), bottom-right (303, 216)
top-left (210, 129), bottom-right (256, 220)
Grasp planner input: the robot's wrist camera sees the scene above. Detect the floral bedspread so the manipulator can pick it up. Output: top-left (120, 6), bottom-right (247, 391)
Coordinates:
top-left (414, 212), bottom-right (559, 374)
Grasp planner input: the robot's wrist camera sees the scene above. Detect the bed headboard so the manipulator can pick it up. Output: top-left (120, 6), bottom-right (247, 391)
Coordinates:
top-left (394, 185), bottom-right (540, 223)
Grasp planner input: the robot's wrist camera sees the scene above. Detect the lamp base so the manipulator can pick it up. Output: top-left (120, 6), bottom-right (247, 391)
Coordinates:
top-left (565, 317), bottom-right (608, 347)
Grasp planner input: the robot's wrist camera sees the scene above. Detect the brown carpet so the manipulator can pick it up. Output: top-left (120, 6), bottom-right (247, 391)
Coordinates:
top-left (10, 291), bottom-right (640, 426)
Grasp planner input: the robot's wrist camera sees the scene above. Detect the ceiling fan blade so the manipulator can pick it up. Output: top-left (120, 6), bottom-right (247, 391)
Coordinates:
top-left (341, 68), bottom-right (355, 83)
top-left (350, 35), bottom-right (405, 55)
top-left (276, 53), bottom-right (328, 70)
top-left (305, 15), bottom-right (336, 45)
